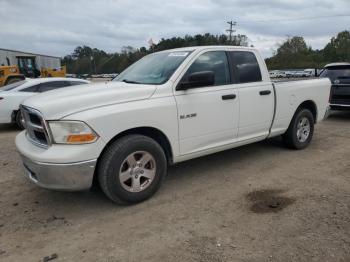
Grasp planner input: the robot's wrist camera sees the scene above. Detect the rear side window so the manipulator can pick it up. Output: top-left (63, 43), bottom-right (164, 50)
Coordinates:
top-left (20, 84), bottom-right (40, 92)
top-left (38, 81), bottom-right (69, 92)
top-left (229, 51), bottom-right (262, 83)
top-left (69, 81), bottom-right (86, 86)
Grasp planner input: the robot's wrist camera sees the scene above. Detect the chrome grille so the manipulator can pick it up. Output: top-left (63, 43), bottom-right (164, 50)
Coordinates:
top-left (20, 105), bottom-right (51, 148)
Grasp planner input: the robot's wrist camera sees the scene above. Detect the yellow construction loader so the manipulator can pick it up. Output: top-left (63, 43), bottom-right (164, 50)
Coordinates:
top-left (0, 65), bottom-right (25, 86)
top-left (0, 55), bottom-right (66, 87)
top-left (40, 66), bottom-right (66, 78)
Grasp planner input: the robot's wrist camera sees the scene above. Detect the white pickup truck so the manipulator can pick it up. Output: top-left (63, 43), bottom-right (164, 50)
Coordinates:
top-left (15, 46), bottom-right (331, 204)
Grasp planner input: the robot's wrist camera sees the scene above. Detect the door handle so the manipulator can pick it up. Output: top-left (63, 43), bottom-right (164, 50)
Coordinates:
top-left (222, 94), bottom-right (236, 100)
top-left (260, 90), bottom-right (271, 96)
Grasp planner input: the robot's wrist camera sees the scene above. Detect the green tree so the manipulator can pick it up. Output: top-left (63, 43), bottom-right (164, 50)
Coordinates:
top-left (266, 36), bottom-right (316, 69)
top-left (266, 31), bottom-right (350, 70)
top-left (323, 30), bottom-right (350, 63)
top-left (62, 33), bottom-right (250, 74)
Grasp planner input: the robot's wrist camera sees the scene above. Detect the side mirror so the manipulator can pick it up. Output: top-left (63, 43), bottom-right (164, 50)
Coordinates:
top-left (177, 71), bottom-right (215, 90)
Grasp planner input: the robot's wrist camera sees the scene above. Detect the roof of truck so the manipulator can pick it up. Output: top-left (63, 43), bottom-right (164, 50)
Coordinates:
top-left (159, 45), bottom-right (256, 53)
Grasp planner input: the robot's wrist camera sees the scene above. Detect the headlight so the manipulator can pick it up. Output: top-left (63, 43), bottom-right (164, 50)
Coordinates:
top-left (48, 121), bottom-right (99, 144)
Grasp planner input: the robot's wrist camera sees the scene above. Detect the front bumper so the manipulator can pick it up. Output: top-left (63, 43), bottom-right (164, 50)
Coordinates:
top-left (20, 154), bottom-right (96, 191)
top-left (15, 131), bottom-right (105, 191)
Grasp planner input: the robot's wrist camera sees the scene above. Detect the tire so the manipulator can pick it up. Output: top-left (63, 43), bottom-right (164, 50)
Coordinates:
top-left (15, 110), bottom-right (25, 129)
top-left (283, 108), bottom-right (314, 150)
top-left (98, 135), bottom-right (167, 204)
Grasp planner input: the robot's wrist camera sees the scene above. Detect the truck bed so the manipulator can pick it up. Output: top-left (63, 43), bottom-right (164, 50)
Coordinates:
top-left (269, 78), bottom-right (331, 138)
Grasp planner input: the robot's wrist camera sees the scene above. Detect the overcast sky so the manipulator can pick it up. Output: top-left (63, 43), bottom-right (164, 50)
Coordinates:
top-left (0, 0), bottom-right (349, 58)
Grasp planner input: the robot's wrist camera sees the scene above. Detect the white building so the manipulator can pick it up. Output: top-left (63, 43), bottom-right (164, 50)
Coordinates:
top-left (0, 48), bottom-right (61, 70)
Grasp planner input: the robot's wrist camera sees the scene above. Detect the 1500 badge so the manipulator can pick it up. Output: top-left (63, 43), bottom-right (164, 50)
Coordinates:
top-left (180, 113), bottom-right (197, 120)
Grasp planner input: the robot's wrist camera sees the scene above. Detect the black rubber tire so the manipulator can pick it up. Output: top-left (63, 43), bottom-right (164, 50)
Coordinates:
top-left (15, 111), bottom-right (25, 130)
top-left (98, 135), bottom-right (167, 204)
top-left (283, 108), bottom-right (314, 150)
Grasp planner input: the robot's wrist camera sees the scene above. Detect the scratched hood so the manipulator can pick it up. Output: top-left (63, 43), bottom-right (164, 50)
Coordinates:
top-left (22, 81), bottom-right (156, 119)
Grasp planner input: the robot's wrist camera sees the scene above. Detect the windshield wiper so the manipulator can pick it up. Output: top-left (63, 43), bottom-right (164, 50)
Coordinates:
top-left (122, 79), bottom-right (141, 84)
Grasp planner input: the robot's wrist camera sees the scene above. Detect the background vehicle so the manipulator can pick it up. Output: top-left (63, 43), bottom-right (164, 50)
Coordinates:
top-left (304, 69), bottom-right (317, 77)
top-left (276, 71), bottom-right (287, 78)
top-left (0, 64), bottom-right (67, 87)
top-left (0, 65), bottom-right (24, 86)
top-left (0, 49), bottom-right (66, 87)
top-left (16, 46), bottom-right (330, 204)
top-left (40, 66), bottom-right (66, 78)
top-left (295, 71), bottom-right (312, 77)
top-left (0, 77), bottom-right (90, 128)
top-left (285, 71), bottom-right (294, 78)
top-left (320, 63), bottom-right (350, 110)
top-left (269, 71), bottom-right (279, 78)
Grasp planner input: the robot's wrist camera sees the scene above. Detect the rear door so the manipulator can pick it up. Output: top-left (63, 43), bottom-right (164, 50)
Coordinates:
top-left (228, 51), bottom-right (274, 140)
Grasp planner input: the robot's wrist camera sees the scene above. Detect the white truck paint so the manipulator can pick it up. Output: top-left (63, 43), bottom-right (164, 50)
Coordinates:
top-left (15, 46), bottom-right (331, 203)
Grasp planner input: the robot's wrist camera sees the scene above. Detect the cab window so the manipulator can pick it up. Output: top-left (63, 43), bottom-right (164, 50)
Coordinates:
top-left (181, 51), bottom-right (230, 87)
top-left (229, 51), bottom-right (262, 83)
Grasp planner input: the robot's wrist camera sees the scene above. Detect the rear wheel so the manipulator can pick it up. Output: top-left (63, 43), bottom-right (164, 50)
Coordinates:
top-left (98, 135), bottom-right (167, 204)
top-left (283, 109), bottom-right (314, 149)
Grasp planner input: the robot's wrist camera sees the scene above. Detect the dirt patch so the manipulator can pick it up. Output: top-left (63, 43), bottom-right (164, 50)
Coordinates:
top-left (246, 189), bottom-right (296, 213)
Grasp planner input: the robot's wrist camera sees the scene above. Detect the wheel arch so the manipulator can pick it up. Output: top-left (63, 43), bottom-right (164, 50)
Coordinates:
top-left (107, 127), bottom-right (173, 163)
top-left (296, 100), bottom-right (318, 123)
top-left (92, 126), bottom-right (174, 189)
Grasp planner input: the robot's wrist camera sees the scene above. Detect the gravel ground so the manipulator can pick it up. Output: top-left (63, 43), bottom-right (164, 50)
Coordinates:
top-left (0, 111), bottom-right (349, 262)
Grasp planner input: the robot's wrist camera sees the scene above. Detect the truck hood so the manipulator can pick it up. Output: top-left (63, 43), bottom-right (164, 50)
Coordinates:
top-left (22, 81), bottom-right (157, 119)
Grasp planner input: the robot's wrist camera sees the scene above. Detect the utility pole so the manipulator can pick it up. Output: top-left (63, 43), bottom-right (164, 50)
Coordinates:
top-left (226, 21), bottom-right (237, 42)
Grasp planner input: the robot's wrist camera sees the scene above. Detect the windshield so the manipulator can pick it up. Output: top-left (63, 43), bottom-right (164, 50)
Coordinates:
top-left (0, 80), bottom-right (27, 91)
top-left (320, 67), bottom-right (350, 83)
top-left (114, 51), bottom-right (191, 85)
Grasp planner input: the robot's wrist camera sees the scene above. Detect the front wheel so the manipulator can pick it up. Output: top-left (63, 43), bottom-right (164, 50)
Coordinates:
top-left (98, 135), bottom-right (167, 204)
top-left (283, 109), bottom-right (314, 150)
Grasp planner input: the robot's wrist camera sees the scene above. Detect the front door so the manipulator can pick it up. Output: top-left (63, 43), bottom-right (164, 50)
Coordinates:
top-left (175, 51), bottom-right (239, 155)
